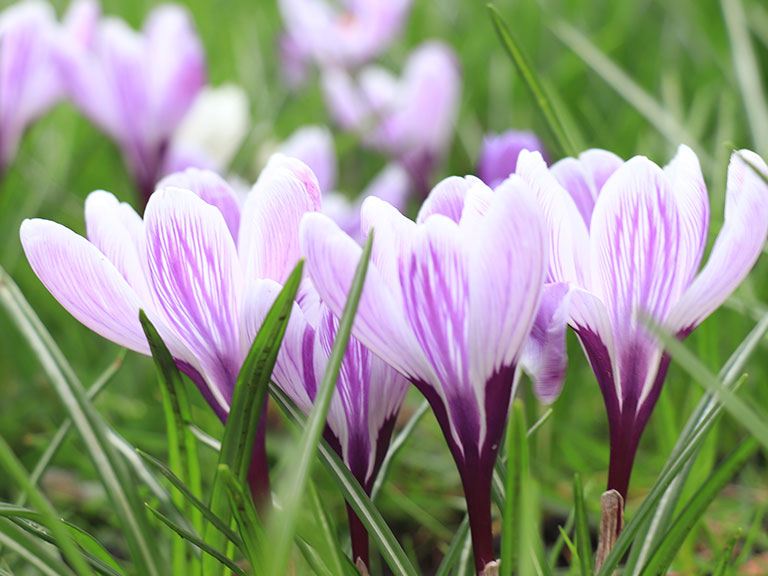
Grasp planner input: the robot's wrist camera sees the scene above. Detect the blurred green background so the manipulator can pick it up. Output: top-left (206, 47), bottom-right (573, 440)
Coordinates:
top-left (2, 0), bottom-right (768, 573)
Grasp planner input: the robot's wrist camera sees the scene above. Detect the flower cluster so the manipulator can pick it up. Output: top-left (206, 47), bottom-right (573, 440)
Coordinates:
top-left (23, 141), bottom-right (768, 572)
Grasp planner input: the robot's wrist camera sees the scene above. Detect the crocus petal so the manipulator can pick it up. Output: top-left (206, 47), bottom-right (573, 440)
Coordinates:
top-left (668, 150), bottom-right (768, 333)
top-left (663, 144), bottom-right (709, 286)
top-left (20, 218), bottom-right (150, 354)
top-left (477, 130), bottom-right (548, 188)
top-left (301, 212), bottom-right (433, 382)
top-left (591, 156), bottom-right (687, 333)
top-left (516, 150), bottom-right (590, 286)
top-left (520, 282), bottom-right (570, 403)
top-left (144, 187), bottom-right (243, 412)
top-left (279, 125), bottom-right (337, 194)
top-left (84, 190), bottom-right (151, 301)
top-left (417, 175), bottom-right (478, 224)
top-left (157, 168), bottom-right (241, 241)
top-left (362, 162), bottom-right (411, 213)
top-left (551, 149), bottom-right (623, 226)
top-left (239, 155), bottom-right (321, 285)
top-left (321, 67), bottom-right (368, 131)
top-left (467, 176), bottom-right (547, 395)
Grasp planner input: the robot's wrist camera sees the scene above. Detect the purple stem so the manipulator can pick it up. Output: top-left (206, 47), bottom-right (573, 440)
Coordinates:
top-left (346, 503), bottom-right (370, 568)
top-left (460, 466), bottom-right (495, 573)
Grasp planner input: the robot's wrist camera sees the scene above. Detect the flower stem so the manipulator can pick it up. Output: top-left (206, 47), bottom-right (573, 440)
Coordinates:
top-left (460, 467), bottom-right (495, 574)
top-left (346, 503), bottom-right (370, 570)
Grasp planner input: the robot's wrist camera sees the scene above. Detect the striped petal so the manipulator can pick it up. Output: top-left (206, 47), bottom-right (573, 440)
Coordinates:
top-left (239, 154), bottom-right (321, 285)
top-left (668, 150), bottom-right (768, 333)
top-left (20, 218), bottom-right (150, 355)
top-left (84, 190), bottom-right (150, 301)
top-left (144, 187), bottom-right (242, 412)
top-left (417, 175), bottom-right (478, 224)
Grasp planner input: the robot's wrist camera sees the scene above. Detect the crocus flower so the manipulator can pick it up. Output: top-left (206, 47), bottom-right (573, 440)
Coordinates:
top-left (0, 0), bottom-right (96, 175)
top-left (301, 174), bottom-right (548, 573)
top-left (164, 83), bottom-right (250, 176)
top-left (477, 130), bottom-right (548, 188)
top-left (57, 2), bottom-right (206, 205)
top-left (20, 156), bottom-right (321, 502)
top-left (278, 0), bottom-right (412, 74)
top-left (516, 146), bottom-right (768, 499)
top-left (278, 124), bottom-right (412, 239)
top-left (245, 286), bottom-right (409, 568)
top-left (322, 41), bottom-right (461, 195)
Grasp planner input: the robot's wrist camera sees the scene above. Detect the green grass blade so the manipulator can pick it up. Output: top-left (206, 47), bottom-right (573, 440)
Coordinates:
top-left (0, 518), bottom-right (75, 576)
top-left (294, 536), bottom-right (336, 576)
top-left (435, 515), bottom-right (470, 576)
top-left (270, 384), bottom-right (419, 576)
top-left (140, 311), bottom-right (202, 576)
top-left (264, 233), bottom-right (373, 576)
top-left (370, 399), bottom-right (429, 502)
top-left (306, 480), bottom-right (346, 575)
top-left (640, 438), bottom-right (758, 576)
top-left (63, 522), bottom-right (124, 575)
top-left (20, 350), bottom-right (125, 504)
top-left (0, 435), bottom-right (91, 575)
top-left (219, 464), bottom-right (264, 569)
top-left (0, 266), bottom-right (161, 576)
top-left (137, 449), bottom-right (242, 548)
top-left (549, 19), bottom-right (708, 164)
top-left (487, 4), bottom-right (577, 157)
top-left (713, 528), bottom-right (741, 576)
top-left (722, 0), bottom-right (768, 156)
top-left (203, 260), bottom-right (303, 574)
top-left (145, 504), bottom-right (245, 576)
top-left (501, 400), bottom-right (525, 576)
top-left (573, 474), bottom-right (593, 576)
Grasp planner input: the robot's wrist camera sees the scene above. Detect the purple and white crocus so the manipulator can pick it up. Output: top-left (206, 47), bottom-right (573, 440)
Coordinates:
top-left (517, 146), bottom-right (768, 499)
top-left (302, 174), bottom-right (549, 573)
top-left (57, 2), bottom-right (206, 205)
top-left (322, 41), bottom-right (461, 196)
top-left (278, 0), bottom-right (413, 87)
top-left (0, 0), bottom-right (96, 176)
top-left (20, 156), bottom-right (321, 503)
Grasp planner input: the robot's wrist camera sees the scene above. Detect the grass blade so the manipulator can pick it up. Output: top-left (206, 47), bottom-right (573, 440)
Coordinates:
top-left (713, 528), bottom-right (742, 576)
top-left (0, 433), bottom-right (91, 575)
top-left (264, 233), bottom-right (373, 576)
top-left (306, 479), bottom-right (347, 576)
top-left (549, 19), bottom-right (708, 163)
top-left (640, 438), bottom-right (758, 575)
top-left (501, 400), bottom-right (524, 576)
top-left (0, 266), bottom-right (161, 576)
top-left (140, 311), bottom-right (202, 576)
top-left (573, 474), bottom-right (593, 576)
top-left (137, 449), bottom-right (242, 548)
top-left (722, 0), bottom-right (768, 156)
top-left (435, 515), bottom-right (470, 576)
top-left (0, 518), bottom-right (75, 576)
top-left (487, 4), bottom-right (577, 157)
top-left (219, 464), bottom-right (264, 569)
top-left (270, 384), bottom-right (419, 576)
top-left (145, 504), bottom-right (245, 576)
top-left (203, 260), bottom-right (303, 574)
top-left (20, 350), bottom-right (125, 504)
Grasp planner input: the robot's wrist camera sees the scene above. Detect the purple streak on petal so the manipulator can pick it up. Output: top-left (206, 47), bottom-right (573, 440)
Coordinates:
top-left (145, 187), bottom-right (242, 413)
top-left (157, 168), bottom-right (241, 242)
top-left (477, 130), bottom-right (548, 188)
